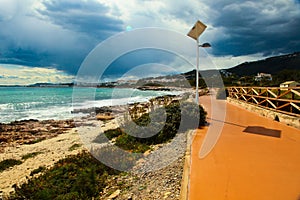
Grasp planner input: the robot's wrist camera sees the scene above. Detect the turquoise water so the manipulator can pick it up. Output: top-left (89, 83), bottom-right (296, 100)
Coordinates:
top-left (0, 87), bottom-right (179, 123)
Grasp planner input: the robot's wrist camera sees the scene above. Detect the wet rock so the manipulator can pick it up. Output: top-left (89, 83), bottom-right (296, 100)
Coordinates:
top-left (0, 119), bottom-right (75, 151)
top-left (96, 114), bottom-right (115, 121)
top-left (95, 106), bottom-right (112, 114)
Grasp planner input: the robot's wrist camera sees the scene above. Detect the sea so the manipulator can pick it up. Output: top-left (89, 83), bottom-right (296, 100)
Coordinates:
top-left (0, 87), bottom-right (180, 123)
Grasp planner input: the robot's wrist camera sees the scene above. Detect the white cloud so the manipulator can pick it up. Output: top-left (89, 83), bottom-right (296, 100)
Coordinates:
top-left (97, 0), bottom-right (188, 31)
top-left (0, 64), bottom-right (74, 85)
top-left (96, 0), bottom-right (221, 44)
top-left (0, 0), bottom-right (18, 21)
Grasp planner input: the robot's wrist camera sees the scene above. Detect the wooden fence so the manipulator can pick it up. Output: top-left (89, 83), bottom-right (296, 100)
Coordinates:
top-left (227, 87), bottom-right (300, 117)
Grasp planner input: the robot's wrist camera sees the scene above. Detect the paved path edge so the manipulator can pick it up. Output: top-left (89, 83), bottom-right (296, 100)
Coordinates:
top-left (179, 130), bottom-right (194, 200)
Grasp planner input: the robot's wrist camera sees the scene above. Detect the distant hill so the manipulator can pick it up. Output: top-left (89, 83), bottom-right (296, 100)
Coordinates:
top-left (7, 52), bottom-right (299, 88)
top-left (226, 52), bottom-right (300, 76)
top-left (27, 82), bottom-right (74, 87)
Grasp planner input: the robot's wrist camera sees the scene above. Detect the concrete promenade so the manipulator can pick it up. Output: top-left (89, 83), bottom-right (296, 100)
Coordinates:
top-left (188, 94), bottom-right (300, 200)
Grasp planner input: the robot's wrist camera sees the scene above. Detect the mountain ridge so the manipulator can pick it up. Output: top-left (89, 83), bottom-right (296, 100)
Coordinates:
top-left (226, 52), bottom-right (300, 76)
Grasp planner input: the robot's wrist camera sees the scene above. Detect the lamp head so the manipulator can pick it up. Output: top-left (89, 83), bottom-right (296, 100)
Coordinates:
top-left (199, 43), bottom-right (211, 48)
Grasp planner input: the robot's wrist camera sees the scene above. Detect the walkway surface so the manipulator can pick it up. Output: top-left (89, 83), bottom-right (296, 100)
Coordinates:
top-left (189, 94), bottom-right (300, 200)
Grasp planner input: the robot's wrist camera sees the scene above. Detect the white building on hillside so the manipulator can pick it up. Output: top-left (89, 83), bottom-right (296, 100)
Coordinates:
top-left (280, 81), bottom-right (300, 88)
top-left (254, 73), bottom-right (272, 81)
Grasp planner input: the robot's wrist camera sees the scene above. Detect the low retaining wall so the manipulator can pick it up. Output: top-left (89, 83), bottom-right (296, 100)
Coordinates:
top-left (179, 130), bottom-right (193, 200)
top-left (227, 98), bottom-right (300, 129)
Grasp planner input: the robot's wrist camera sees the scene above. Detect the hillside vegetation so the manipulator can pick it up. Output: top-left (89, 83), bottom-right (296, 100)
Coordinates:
top-left (227, 52), bottom-right (300, 76)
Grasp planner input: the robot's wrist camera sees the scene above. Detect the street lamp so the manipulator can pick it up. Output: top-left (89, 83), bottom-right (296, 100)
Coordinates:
top-left (187, 20), bottom-right (211, 103)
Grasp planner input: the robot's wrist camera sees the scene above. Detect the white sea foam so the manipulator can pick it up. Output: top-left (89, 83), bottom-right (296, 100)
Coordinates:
top-left (73, 96), bottom-right (153, 110)
top-left (0, 87), bottom-right (183, 123)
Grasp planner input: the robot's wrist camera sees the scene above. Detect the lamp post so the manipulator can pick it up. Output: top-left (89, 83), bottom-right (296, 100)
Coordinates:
top-left (187, 20), bottom-right (211, 103)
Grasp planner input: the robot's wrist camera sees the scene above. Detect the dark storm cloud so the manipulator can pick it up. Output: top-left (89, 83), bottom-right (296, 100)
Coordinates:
top-left (1, 0), bottom-right (299, 78)
top-left (0, 0), bottom-right (124, 75)
top-left (38, 0), bottom-right (123, 39)
top-left (102, 49), bottom-right (181, 79)
top-left (207, 0), bottom-right (300, 56)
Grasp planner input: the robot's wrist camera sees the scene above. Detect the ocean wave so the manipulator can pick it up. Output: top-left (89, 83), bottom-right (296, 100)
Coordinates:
top-left (0, 88), bottom-right (182, 123)
top-left (0, 102), bottom-right (46, 111)
top-left (0, 104), bottom-right (82, 123)
top-left (73, 96), bottom-right (154, 110)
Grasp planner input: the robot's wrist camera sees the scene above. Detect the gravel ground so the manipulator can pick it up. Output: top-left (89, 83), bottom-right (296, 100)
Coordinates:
top-left (99, 131), bottom-right (190, 200)
top-left (103, 156), bottom-right (185, 200)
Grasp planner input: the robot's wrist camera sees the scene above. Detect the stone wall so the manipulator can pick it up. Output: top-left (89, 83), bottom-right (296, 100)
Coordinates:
top-left (227, 98), bottom-right (300, 129)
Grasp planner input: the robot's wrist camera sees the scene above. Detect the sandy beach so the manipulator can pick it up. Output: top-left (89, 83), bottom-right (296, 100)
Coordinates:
top-left (0, 117), bottom-right (120, 196)
top-left (0, 128), bottom-right (82, 195)
top-left (0, 94), bottom-right (191, 198)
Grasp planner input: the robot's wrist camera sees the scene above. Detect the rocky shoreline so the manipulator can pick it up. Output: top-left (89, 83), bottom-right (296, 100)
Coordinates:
top-left (0, 93), bottom-right (187, 154)
top-left (0, 93), bottom-right (195, 199)
top-left (0, 119), bottom-right (75, 153)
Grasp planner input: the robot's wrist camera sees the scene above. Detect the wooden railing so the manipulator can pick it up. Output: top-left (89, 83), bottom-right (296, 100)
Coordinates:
top-left (227, 86), bottom-right (300, 117)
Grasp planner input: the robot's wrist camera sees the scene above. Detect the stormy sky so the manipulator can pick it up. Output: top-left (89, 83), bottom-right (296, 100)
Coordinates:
top-left (0, 0), bottom-right (299, 84)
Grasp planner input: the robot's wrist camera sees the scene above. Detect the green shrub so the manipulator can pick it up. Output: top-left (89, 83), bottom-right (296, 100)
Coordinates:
top-left (93, 128), bottom-right (123, 144)
top-left (97, 100), bottom-right (207, 153)
top-left (30, 166), bottom-right (46, 176)
top-left (92, 145), bottom-right (142, 172)
top-left (115, 133), bottom-right (150, 153)
top-left (9, 152), bottom-right (119, 200)
top-left (199, 104), bottom-right (207, 126)
top-left (68, 143), bottom-right (82, 151)
top-left (216, 88), bottom-right (228, 99)
top-left (55, 192), bottom-right (81, 200)
top-left (133, 112), bottom-right (151, 126)
top-left (137, 100), bottom-right (206, 144)
top-left (0, 159), bottom-right (22, 172)
top-left (104, 128), bottom-right (123, 140)
top-left (21, 152), bottom-right (43, 160)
